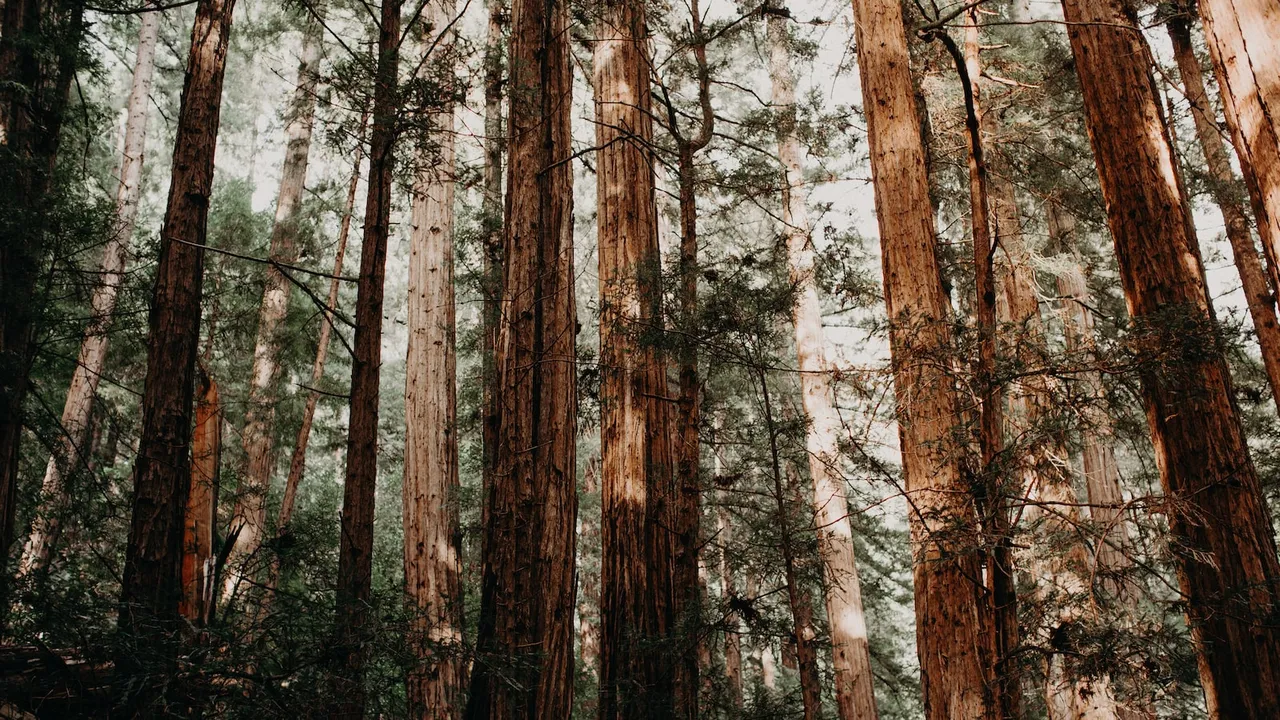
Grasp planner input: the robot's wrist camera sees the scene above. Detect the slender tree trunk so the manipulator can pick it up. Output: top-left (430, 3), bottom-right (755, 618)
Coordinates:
top-left (112, 0), bottom-right (236, 712)
top-left (18, 6), bottom-right (159, 577)
top-left (1197, 0), bottom-right (1280, 299)
top-left (180, 363), bottom-right (220, 626)
top-left (481, 0), bottom-right (506, 504)
top-left (846, 0), bottom-right (998, 715)
top-left (579, 457), bottom-right (602, 682)
top-left (1061, 0), bottom-right (1280, 716)
top-left (1047, 205), bottom-right (1134, 597)
top-left (223, 14), bottom-right (323, 605)
top-left (716, 494), bottom-right (743, 711)
top-left (276, 115), bottom-right (366, 546)
top-left (464, 0), bottom-right (577, 712)
top-left (0, 0), bottom-right (83, 625)
top-left (404, 8), bottom-right (463, 713)
top-left (757, 367), bottom-right (821, 720)
top-left (594, 0), bottom-right (677, 715)
top-left (764, 11), bottom-right (879, 720)
top-left (330, 2), bottom-right (400, 716)
top-left (1166, 15), bottom-right (1280, 411)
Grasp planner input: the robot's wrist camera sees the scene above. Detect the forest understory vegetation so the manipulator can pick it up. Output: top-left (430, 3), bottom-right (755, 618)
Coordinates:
top-left (1, 0), bottom-right (1280, 717)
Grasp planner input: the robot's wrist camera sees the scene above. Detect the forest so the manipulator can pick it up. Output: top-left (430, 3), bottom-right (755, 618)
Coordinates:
top-left (1, 0), bottom-right (1279, 716)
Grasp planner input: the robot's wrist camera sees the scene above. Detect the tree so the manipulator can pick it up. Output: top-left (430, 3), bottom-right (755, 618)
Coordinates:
top-left (465, 0), bottom-right (578, 712)
top-left (1197, 0), bottom-right (1280, 299)
top-left (222, 11), bottom-right (324, 605)
top-left (181, 362), bottom-right (220, 626)
top-left (404, 1), bottom-right (463, 713)
top-left (330, 0), bottom-right (401, 715)
top-left (594, 0), bottom-right (678, 715)
top-left (1165, 9), bottom-right (1280, 411)
top-left (18, 5), bottom-right (160, 577)
top-left (846, 0), bottom-right (999, 715)
top-left (113, 0), bottom-right (237, 711)
top-left (764, 9), bottom-right (878, 720)
top-left (1061, 0), bottom-right (1280, 714)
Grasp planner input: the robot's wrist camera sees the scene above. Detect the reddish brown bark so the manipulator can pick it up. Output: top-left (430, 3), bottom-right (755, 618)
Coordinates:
top-left (329, 2), bottom-right (400, 716)
top-left (594, 0), bottom-right (678, 715)
top-left (113, 0), bottom-right (236, 711)
top-left (465, 0), bottom-right (578, 713)
top-left (180, 365), bottom-right (220, 626)
top-left (847, 0), bottom-right (998, 714)
top-left (1062, 0), bottom-right (1280, 716)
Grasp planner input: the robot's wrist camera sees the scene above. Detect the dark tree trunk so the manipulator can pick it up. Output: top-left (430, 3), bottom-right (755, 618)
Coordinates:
top-left (328, 2), bottom-right (400, 717)
top-left (112, 0), bottom-right (236, 713)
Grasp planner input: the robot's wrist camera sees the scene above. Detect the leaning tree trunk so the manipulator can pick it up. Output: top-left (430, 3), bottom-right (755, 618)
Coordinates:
top-left (1166, 14), bottom-right (1280, 411)
top-left (846, 0), bottom-right (998, 715)
top-left (330, 2), bottom-right (400, 716)
top-left (1061, 0), bottom-right (1280, 716)
top-left (180, 363), bottom-right (220, 626)
top-left (464, 0), bottom-right (577, 713)
top-left (594, 0), bottom-right (678, 716)
top-left (1197, 0), bottom-right (1280, 300)
top-left (404, 7), bottom-right (463, 714)
top-left (222, 14), bottom-right (323, 606)
top-left (19, 7), bottom-right (160, 577)
top-left (112, 0), bottom-right (236, 713)
top-left (765, 11), bottom-right (879, 720)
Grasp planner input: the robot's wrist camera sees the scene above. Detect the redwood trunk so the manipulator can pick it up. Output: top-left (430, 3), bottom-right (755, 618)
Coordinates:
top-left (1198, 0), bottom-right (1280, 301)
top-left (19, 7), bottom-right (160, 577)
top-left (765, 11), bottom-right (879, 720)
top-left (846, 0), bottom-right (998, 714)
top-left (464, 0), bottom-right (578, 712)
top-left (1167, 15), bottom-right (1280, 411)
top-left (594, 0), bottom-right (678, 715)
top-left (113, 0), bottom-right (236, 711)
top-left (404, 9), bottom-right (463, 713)
top-left (330, 2), bottom-right (400, 716)
top-left (1062, 0), bottom-right (1280, 715)
top-left (481, 0), bottom-right (505, 500)
top-left (223, 15), bottom-right (323, 605)
top-left (181, 364), bottom-right (220, 626)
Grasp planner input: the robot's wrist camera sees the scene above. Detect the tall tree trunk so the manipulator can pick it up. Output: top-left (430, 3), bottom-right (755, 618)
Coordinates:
top-left (765, 11), bottom-right (879, 720)
top-left (330, 2), bottom-right (400, 716)
top-left (1197, 0), bottom-right (1280, 299)
top-left (112, 0), bottom-right (236, 712)
top-left (665, 1), bottom-right (713, 712)
top-left (222, 14), bottom-right (323, 606)
top-left (578, 456), bottom-right (602, 682)
top-left (0, 0), bottom-right (83, 626)
top-left (1047, 205), bottom-right (1134, 597)
top-left (594, 0), bottom-right (677, 716)
top-left (464, 0), bottom-right (577, 712)
top-left (17, 5), bottom-right (160, 577)
top-left (846, 0), bottom-right (998, 715)
top-left (1061, 0), bottom-right (1280, 716)
top-left (1166, 14), bottom-right (1280, 411)
top-left (481, 0), bottom-right (506, 506)
top-left (181, 363), bottom-right (220, 626)
top-left (404, 7), bottom-right (463, 713)
top-left (275, 115), bottom-right (366, 549)
top-left (716, 495), bottom-right (743, 711)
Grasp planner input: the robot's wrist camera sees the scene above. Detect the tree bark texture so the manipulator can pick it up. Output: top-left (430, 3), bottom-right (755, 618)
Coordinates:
top-left (846, 0), bottom-right (998, 715)
top-left (765, 12), bottom-right (879, 720)
top-left (1166, 15), bottom-right (1280, 412)
top-left (1198, 0), bottom-right (1280, 301)
top-left (223, 14), bottom-right (323, 606)
top-left (481, 0), bottom-right (506, 507)
top-left (404, 6), bottom-right (463, 712)
top-left (1061, 0), bottom-right (1280, 716)
top-left (464, 0), bottom-right (577, 713)
top-left (330, 2), bottom-right (399, 716)
top-left (19, 7), bottom-right (160, 577)
top-left (594, 0), bottom-right (678, 716)
top-left (112, 0), bottom-right (236, 712)
top-left (180, 364), bottom-right (220, 626)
